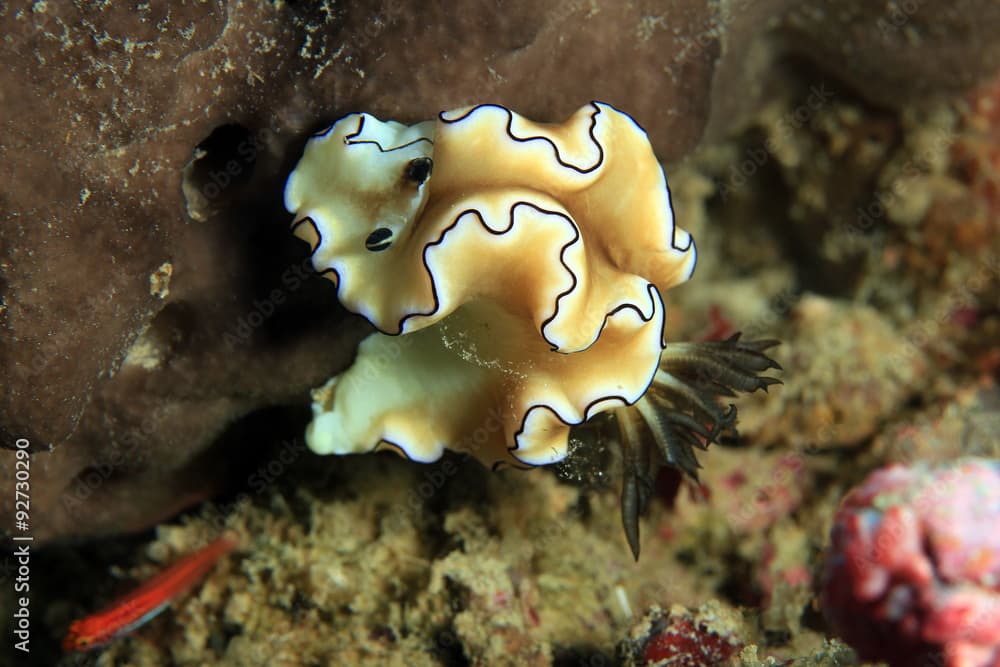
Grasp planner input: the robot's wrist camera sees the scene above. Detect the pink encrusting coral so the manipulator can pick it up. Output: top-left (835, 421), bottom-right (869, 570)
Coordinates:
top-left (821, 458), bottom-right (1000, 667)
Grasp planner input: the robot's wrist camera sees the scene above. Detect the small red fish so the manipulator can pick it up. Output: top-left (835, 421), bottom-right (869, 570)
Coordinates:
top-left (62, 534), bottom-right (238, 653)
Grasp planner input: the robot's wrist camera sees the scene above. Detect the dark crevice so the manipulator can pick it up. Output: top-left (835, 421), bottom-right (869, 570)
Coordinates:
top-left (182, 124), bottom-right (260, 222)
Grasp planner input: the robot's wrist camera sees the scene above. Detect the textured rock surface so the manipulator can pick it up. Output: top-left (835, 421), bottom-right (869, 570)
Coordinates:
top-left (738, 295), bottom-right (927, 450)
top-left (2, 0), bottom-right (1000, 544)
top-left (873, 379), bottom-right (1000, 463)
top-left (38, 452), bottom-right (843, 666)
top-left (706, 0), bottom-right (1000, 142)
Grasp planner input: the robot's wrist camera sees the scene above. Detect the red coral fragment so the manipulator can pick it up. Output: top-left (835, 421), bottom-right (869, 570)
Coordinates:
top-left (642, 616), bottom-right (741, 666)
top-left (821, 459), bottom-right (1000, 667)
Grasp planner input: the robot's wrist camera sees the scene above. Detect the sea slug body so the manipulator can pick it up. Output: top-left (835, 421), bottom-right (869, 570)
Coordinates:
top-left (285, 102), bottom-right (780, 557)
top-left (285, 103), bottom-right (695, 466)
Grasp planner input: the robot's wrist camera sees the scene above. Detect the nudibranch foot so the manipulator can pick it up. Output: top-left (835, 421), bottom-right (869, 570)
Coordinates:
top-left (594, 334), bottom-right (782, 560)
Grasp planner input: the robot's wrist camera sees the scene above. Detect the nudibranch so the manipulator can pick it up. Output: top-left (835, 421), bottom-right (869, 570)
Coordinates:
top-left (285, 102), bottom-right (780, 558)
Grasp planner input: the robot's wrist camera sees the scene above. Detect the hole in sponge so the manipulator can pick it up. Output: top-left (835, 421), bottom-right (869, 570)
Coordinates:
top-left (182, 124), bottom-right (259, 221)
